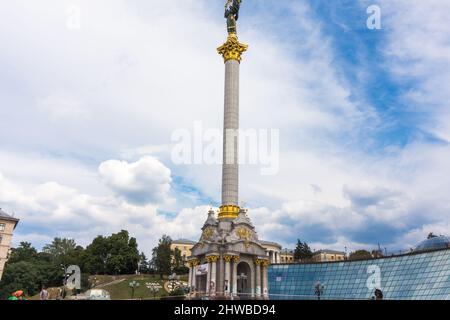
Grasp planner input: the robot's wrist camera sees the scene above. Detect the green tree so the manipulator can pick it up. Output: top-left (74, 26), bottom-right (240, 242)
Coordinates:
top-left (106, 230), bottom-right (140, 274)
top-left (172, 247), bottom-right (189, 275)
top-left (0, 261), bottom-right (41, 297)
top-left (83, 236), bottom-right (110, 274)
top-left (294, 240), bottom-right (313, 261)
top-left (349, 250), bottom-right (372, 260)
top-left (126, 236), bottom-right (140, 273)
top-left (0, 243), bottom-right (63, 298)
top-left (139, 252), bottom-right (149, 274)
top-left (7, 242), bottom-right (38, 263)
top-left (0, 230), bottom-right (143, 299)
top-left (173, 248), bottom-right (182, 269)
top-left (82, 230), bottom-right (140, 275)
top-left (42, 238), bottom-right (80, 267)
top-left (152, 235), bottom-right (172, 279)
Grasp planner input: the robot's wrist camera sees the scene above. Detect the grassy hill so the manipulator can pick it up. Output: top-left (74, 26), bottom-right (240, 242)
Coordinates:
top-left (29, 274), bottom-right (189, 300)
top-left (92, 274), bottom-right (189, 300)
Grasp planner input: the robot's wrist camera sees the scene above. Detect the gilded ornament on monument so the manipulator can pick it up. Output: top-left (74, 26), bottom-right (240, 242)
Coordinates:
top-left (236, 227), bottom-right (252, 241)
top-left (201, 227), bottom-right (214, 241)
top-left (218, 0), bottom-right (248, 64)
top-left (217, 34), bottom-right (248, 63)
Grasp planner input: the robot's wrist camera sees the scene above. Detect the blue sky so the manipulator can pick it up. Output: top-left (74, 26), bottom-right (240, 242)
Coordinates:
top-left (0, 0), bottom-right (449, 255)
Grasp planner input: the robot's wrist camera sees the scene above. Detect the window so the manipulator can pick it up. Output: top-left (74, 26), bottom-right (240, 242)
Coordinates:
top-left (0, 223), bottom-right (5, 231)
top-left (0, 235), bottom-right (3, 244)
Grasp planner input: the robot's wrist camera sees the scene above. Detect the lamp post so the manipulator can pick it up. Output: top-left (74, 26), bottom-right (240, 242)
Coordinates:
top-left (168, 273), bottom-right (180, 296)
top-left (129, 281), bottom-right (140, 299)
top-left (315, 281), bottom-right (324, 300)
top-left (146, 282), bottom-right (161, 300)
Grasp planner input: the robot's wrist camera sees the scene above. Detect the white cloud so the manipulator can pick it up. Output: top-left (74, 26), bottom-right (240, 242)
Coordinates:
top-left (0, 170), bottom-right (206, 254)
top-left (380, 0), bottom-right (450, 141)
top-left (37, 93), bottom-right (88, 120)
top-left (99, 156), bottom-right (172, 205)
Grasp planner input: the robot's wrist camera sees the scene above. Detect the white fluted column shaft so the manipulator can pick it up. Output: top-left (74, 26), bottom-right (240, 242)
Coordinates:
top-left (192, 265), bottom-right (197, 291)
top-left (232, 258), bottom-right (238, 297)
top-left (206, 261), bottom-right (211, 295)
top-left (255, 263), bottom-right (261, 296)
top-left (224, 258), bottom-right (231, 295)
top-left (262, 264), bottom-right (268, 298)
top-left (221, 60), bottom-right (240, 206)
top-left (211, 260), bottom-right (217, 295)
top-left (188, 266), bottom-right (193, 288)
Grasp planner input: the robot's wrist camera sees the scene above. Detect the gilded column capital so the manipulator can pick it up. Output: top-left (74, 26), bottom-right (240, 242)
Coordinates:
top-left (206, 255), bottom-right (220, 263)
top-left (217, 34), bottom-right (248, 63)
top-left (188, 259), bottom-right (200, 267)
top-left (223, 255), bottom-right (233, 263)
top-left (255, 258), bottom-right (270, 266)
top-left (232, 255), bottom-right (240, 263)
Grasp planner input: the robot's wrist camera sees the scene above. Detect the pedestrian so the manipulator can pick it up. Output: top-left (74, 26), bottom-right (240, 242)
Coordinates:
top-left (40, 287), bottom-right (49, 300)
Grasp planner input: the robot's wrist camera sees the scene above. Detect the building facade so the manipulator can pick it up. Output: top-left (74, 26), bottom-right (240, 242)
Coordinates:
top-left (269, 246), bottom-right (450, 300)
top-left (171, 239), bottom-right (196, 266)
top-left (312, 250), bottom-right (346, 262)
top-left (188, 208), bottom-right (271, 298)
top-left (260, 241), bottom-right (282, 264)
top-left (0, 209), bottom-right (19, 280)
top-left (280, 249), bottom-right (295, 263)
top-left (176, 239), bottom-right (282, 267)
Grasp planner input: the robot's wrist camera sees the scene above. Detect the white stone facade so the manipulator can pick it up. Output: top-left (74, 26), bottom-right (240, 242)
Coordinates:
top-left (0, 209), bottom-right (19, 281)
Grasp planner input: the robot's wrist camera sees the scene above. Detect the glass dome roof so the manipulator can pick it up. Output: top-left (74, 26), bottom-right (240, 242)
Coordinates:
top-left (415, 235), bottom-right (450, 252)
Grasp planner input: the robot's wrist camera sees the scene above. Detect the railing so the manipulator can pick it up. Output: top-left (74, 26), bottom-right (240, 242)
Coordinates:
top-left (267, 293), bottom-right (385, 300)
top-left (152, 292), bottom-right (386, 300)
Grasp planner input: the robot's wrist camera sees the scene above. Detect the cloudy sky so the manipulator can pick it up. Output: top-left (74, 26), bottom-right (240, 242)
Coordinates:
top-left (1, 0), bottom-right (449, 255)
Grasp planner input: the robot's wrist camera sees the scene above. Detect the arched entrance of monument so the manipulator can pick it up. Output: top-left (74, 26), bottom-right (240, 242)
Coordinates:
top-left (236, 262), bottom-right (252, 298)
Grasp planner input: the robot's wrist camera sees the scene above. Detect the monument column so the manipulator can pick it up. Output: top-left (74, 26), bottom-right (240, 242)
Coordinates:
top-left (262, 260), bottom-right (269, 298)
top-left (217, 33), bottom-right (248, 220)
top-left (192, 260), bottom-right (198, 291)
top-left (210, 256), bottom-right (218, 296)
top-left (255, 259), bottom-right (261, 297)
top-left (188, 263), bottom-right (193, 289)
top-left (224, 255), bottom-right (232, 296)
top-left (232, 256), bottom-right (239, 297)
top-left (206, 260), bottom-right (211, 295)
top-left (218, 254), bottom-right (224, 294)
